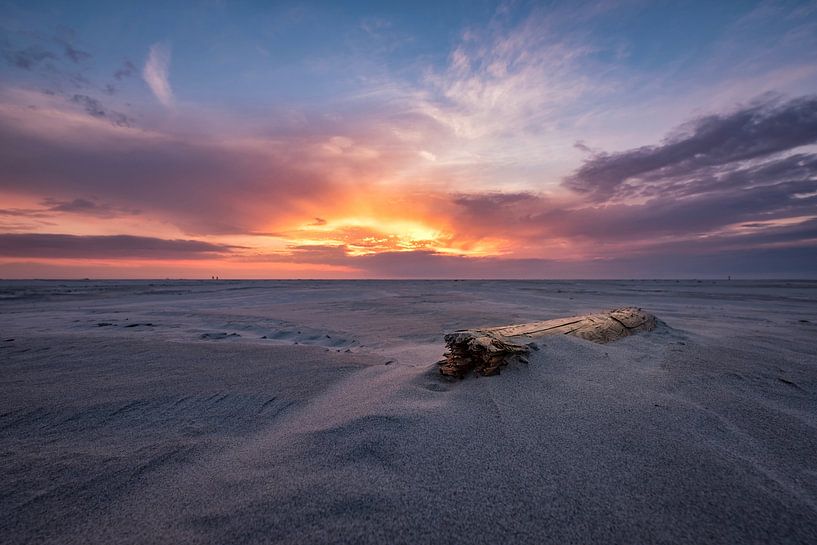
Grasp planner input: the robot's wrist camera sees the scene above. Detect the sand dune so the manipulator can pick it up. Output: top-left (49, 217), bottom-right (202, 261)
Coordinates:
top-left (1, 280), bottom-right (816, 544)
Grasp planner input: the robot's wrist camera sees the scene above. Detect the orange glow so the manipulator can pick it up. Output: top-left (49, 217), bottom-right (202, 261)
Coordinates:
top-left (290, 215), bottom-right (497, 256)
top-left (257, 209), bottom-right (508, 258)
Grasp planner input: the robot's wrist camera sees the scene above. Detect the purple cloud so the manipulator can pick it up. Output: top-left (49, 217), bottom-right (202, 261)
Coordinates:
top-left (69, 94), bottom-right (133, 127)
top-left (564, 96), bottom-right (817, 200)
top-left (0, 234), bottom-right (235, 259)
top-left (0, 113), bottom-right (338, 235)
top-left (113, 60), bottom-right (135, 80)
top-left (2, 45), bottom-right (56, 69)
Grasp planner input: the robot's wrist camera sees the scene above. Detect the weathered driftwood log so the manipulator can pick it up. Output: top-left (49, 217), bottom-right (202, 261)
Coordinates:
top-left (438, 307), bottom-right (658, 378)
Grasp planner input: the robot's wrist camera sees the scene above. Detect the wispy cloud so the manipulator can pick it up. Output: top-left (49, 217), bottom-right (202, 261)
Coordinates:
top-left (420, 10), bottom-right (593, 141)
top-left (142, 43), bottom-right (174, 108)
top-left (386, 4), bottom-right (612, 192)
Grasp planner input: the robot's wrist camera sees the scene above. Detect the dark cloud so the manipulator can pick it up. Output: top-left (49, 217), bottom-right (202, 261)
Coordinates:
top-left (452, 192), bottom-right (532, 214)
top-left (350, 251), bottom-right (556, 278)
top-left (70, 94), bottom-right (105, 117)
top-left (0, 234), bottom-right (235, 259)
top-left (3, 30), bottom-right (114, 121)
top-left (62, 43), bottom-right (91, 63)
top-left (539, 180), bottom-right (817, 242)
top-left (3, 31), bottom-right (89, 77)
top-left (2, 45), bottom-right (56, 69)
top-left (286, 244), bottom-right (349, 262)
top-left (249, 243), bottom-right (817, 278)
top-left (310, 217), bottom-right (327, 226)
top-left (69, 94), bottom-right (134, 127)
top-left (0, 198), bottom-right (139, 221)
top-left (565, 96), bottom-right (817, 199)
top-left (50, 26), bottom-right (91, 64)
top-left (573, 140), bottom-right (595, 154)
top-left (483, 94), bottom-right (817, 259)
top-left (0, 208), bottom-right (49, 219)
top-left (41, 197), bottom-right (141, 218)
top-left (649, 218), bottom-right (817, 255)
top-left (5, 244), bottom-right (814, 279)
top-left (113, 60), bottom-right (136, 80)
top-left (2, 32), bottom-right (128, 126)
top-left (14, 32), bottom-right (131, 123)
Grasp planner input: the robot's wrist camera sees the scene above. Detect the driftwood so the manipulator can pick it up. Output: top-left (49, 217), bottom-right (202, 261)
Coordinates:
top-left (439, 307), bottom-right (658, 378)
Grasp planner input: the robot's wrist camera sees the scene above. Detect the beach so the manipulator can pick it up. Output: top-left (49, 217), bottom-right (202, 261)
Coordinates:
top-left (1, 280), bottom-right (816, 544)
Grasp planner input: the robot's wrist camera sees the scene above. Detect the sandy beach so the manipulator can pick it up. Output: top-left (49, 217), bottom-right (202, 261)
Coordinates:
top-left (1, 280), bottom-right (816, 544)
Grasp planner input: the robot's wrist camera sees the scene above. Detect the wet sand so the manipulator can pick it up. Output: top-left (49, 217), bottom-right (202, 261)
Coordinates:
top-left (1, 280), bottom-right (816, 544)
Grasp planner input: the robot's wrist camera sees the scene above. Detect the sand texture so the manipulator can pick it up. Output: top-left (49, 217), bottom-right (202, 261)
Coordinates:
top-left (1, 280), bottom-right (816, 544)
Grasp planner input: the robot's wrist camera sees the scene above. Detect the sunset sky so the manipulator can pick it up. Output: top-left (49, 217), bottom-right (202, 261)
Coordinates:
top-left (1, 0), bottom-right (816, 278)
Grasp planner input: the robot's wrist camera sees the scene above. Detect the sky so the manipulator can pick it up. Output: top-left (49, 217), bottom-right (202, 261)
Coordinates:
top-left (1, 0), bottom-right (816, 279)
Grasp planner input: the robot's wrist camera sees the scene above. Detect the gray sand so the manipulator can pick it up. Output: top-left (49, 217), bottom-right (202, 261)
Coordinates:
top-left (1, 280), bottom-right (816, 544)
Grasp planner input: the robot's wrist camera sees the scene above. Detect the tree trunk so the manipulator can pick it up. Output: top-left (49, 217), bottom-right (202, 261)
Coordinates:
top-left (439, 307), bottom-right (658, 378)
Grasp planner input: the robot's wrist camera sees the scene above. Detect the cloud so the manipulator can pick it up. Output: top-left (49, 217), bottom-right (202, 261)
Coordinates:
top-left (2, 45), bottom-right (56, 70)
top-left (517, 95), bottom-right (817, 261)
top-left (243, 241), bottom-right (817, 278)
top-left (2, 8), bottom-right (815, 281)
top-left (5, 88), bottom-right (812, 271)
top-left (2, 32), bottom-right (92, 89)
top-left (61, 43), bottom-right (91, 64)
top-left (70, 94), bottom-right (110, 117)
top-left (1, 31), bottom-right (134, 126)
top-left (419, 6), bottom-right (594, 142)
top-left (353, 245), bottom-right (817, 278)
top-left (564, 95), bottom-right (817, 200)
top-left (0, 205), bottom-right (44, 218)
top-left (452, 192), bottom-right (534, 216)
top-left (0, 233), bottom-right (235, 259)
top-left (114, 60), bottom-right (136, 80)
top-left (69, 94), bottom-right (133, 127)
top-left (423, 95), bottom-right (817, 263)
top-left (441, 162), bottom-right (816, 258)
top-left (0, 93), bottom-right (412, 236)
top-left (40, 197), bottom-right (141, 218)
top-left (142, 43), bottom-right (174, 108)
top-left (0, 197), bottom-right (139, 221)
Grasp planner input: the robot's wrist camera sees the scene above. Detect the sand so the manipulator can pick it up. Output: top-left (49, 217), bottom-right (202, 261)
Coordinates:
top-left (1, 280), bottom-right (816, 544)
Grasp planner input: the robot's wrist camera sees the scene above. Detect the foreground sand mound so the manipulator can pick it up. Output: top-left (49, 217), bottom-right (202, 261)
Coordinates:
top-left (439, 307), bottom-right (658, 378)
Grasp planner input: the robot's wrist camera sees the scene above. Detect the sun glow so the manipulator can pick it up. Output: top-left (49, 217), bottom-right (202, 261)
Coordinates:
top-left (289, 215), bottom-right (502, 257)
